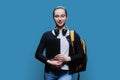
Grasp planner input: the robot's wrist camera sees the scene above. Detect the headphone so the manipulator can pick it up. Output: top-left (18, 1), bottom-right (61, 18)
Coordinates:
top-left (54, 28), bottom-right (68, 36)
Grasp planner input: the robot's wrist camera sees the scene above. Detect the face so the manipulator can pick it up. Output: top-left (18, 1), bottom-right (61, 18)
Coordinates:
top-left (54, 8), bottom-right (67, 29)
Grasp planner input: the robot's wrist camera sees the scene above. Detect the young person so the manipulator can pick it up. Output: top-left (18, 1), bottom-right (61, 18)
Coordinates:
top-left (35, 6), bottom-right (84, 80)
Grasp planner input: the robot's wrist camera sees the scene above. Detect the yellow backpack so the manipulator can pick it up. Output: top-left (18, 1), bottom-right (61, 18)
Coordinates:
top-left (70, 30), bottom-right (87, 72)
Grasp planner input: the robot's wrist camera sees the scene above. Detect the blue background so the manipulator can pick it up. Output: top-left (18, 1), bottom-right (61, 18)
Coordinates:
top-left (0, 0), bottom-right (120, 80)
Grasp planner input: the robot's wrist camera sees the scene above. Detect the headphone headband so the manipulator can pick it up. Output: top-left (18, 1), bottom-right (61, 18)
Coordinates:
top-left (54, 28), bottom-right (68, 36)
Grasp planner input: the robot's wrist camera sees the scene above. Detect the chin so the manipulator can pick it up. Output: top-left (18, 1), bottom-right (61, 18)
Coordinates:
top-left (59, 25), bottom-right (64, 27)
top-left (58, 24), bottom-right (65, 28)
top-left (56, 23), bottom-right (65, 28)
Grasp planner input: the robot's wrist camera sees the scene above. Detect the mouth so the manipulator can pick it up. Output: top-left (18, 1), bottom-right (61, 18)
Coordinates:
top-left (58, 21), bottom-right (63, 24)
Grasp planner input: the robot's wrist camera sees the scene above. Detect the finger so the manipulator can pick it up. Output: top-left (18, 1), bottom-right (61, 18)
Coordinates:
top-left (56, 54), bottom-right (63, 57)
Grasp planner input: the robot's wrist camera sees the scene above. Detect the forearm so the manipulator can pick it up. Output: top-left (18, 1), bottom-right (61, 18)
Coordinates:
top-left (35, 51), bottom-right (48, 64)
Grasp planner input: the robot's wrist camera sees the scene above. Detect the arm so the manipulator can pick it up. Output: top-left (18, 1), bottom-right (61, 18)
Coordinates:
top-left (35, 32), bottom-right (63, 66)
top-left (35, 32), bottom-right (48, 64)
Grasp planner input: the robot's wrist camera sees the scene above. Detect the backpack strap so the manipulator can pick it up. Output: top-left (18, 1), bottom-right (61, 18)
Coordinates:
top-left (70, 30), bottom-right (80, 80)
top-left (70, 30), bottom-right (74, 42)
top-left (70, 30), bottom-right (75, 53)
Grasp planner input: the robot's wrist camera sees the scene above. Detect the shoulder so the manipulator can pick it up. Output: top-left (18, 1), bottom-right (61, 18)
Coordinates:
top-left (42, 30), bottom-right (52, 36)
top-left (70, 30), bottom-right (81, 38)
top-left (40, 30), bottom-right (52, 39)
top-left (42, 30), bottom-right (58, 39)
top-left (74, 30), bottom-right (79, 35)
top-left (74, 31), bottom-right (81, 41)
top-left (44, 30), bottom-right (51, 34)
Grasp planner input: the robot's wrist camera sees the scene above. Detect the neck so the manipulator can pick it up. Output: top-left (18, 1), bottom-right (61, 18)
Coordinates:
top-left (56, 25), bottom-right (66, 30)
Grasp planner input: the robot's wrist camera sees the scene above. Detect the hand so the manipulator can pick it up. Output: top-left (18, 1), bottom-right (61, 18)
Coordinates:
top-left (47, 60), bottom-right (62, 67)
top-left (54, 54), bottom-right (71, 62)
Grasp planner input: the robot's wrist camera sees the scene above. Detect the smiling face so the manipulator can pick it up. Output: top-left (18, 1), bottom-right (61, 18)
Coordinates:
top-left (53, 8), bottom-right (68, 29)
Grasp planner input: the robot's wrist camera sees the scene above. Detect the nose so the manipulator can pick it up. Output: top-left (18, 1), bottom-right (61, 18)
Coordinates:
top-left (58, 17), bottom-right (62, 20)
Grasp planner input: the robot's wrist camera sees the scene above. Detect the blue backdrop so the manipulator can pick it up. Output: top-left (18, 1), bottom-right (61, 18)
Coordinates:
top-left (0, 0), bottom-right (120, 80)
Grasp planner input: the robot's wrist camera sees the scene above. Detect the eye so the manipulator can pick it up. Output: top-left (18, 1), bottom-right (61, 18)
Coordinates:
top-left (54, 15), bottom-right (59, 18)
top-left (61, 14), bottom-right (66, 17)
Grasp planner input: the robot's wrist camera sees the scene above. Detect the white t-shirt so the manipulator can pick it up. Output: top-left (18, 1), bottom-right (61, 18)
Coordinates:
top-left (57, 30), bottom-right (69, 70)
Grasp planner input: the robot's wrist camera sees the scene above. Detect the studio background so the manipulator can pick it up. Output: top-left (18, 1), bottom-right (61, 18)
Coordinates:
top-left (0, 0), bottom-right (120, 80)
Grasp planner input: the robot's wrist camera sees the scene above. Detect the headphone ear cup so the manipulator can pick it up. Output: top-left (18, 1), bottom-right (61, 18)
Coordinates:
top-left (54, 29), bottom-right (59, 36)
top-left (62, 29), bottom-right (67, 36)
